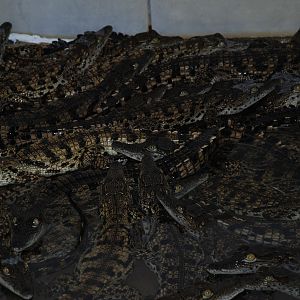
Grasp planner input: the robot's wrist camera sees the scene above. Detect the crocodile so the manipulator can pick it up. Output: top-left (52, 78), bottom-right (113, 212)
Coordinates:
top-left (18, 156), bottom-right (208, 299)
top-left (1, 104), bottom-right (294, 186)
top-left (0, 247), bottom-right (33, 299)
top-left (0, 32), bottom-right (298, 136)
top-left (43, 163), bottom-right (142, 299)
top-left (3, 134), bottom-right (296, 300)
top-left (0, 125), bottom-right (151, 186)
top-left (0, 27), bottom-right (299, 300)
top-left (0, 27), bottom-right (296, 118)
top-left (134, 43), bottom-right (299, 95)
top-left (1, 169), bottom-right (103, 298)
top-left (207, 245), bottom-right (300, 275)
top-left (0, 98), bottom-right (218, 186)
top-left (2, 179), bottom-right (81, 272)
top-left (0, 85), bottom-right (206, 154)
top-left (0, 48), bottom-right (155, 134)
top-left (10, 206), bottom-right (47, 253)
top-left (135, 153), bottom-right (243, 299)
top-left (200, 125), bottom-right (300, 221)
top-left (115, 126), bottom-right (225, 181)
top-left (135, 154), bottom-right (300, 300)
top-left (156, 269), bottom-right (300, 300)
top-left (0, 192), bottom-right (33, 299)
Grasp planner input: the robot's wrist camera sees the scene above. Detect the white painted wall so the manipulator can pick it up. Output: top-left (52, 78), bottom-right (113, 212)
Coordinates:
top-left (0, 0), bottom-right (149, 37)
top-left (0, 0), bottom-right (299, 37)
top-left (151, 0), bottom-right (300, 37)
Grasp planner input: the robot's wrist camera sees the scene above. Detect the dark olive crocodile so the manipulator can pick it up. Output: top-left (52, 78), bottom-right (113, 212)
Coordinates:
top-left (0, 247), bottom-right (33, 299)
top-left (132, 131), bottom-right (300, 297)
top-left (1, 169), bottom-right (104, 298)
top-left (207, 244), bottom-right (300, 275)
top-left (1, 104), bottom-right (298, 187)
top-left (136, 154), bottom-right (300, 300)
top-left (157, 268), bottom-right (300, 300)
top-left (174, 126), bottom-right (300, 248)
top-left (0, 25), bottom-right (299, 300)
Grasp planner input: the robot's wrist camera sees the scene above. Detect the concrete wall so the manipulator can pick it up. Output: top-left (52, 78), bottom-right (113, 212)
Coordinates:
top-left (151, 0), bottom-right (300, 37)
top-left (0, 0), bottom-right (299, 37)
top-left (0, 0), bottom-right (149, 37)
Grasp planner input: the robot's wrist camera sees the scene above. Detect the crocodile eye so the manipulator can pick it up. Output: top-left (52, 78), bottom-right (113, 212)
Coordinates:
top-left (175, 184), bottom-right (183, 193)
top-left (251, 87), bottom-right (258, 93)
top-left (147, 145), bottom-right (157, 152)
top-left (32, 218), bottom-right (40, 228)
top-left (264, 275), bottom-right (275, 283)
top-left (244, 253), bottom-right (256, 263)
top-left (202, 289), bottom-right (214, 299)
top-left (3, 267), bottom-right (10, 276)
top-left (176, 206), bottom-right (184, 214)
top-left (293, 85), bottom-right (300, 92)
top-left (12, 217), bottom-right (18, 226)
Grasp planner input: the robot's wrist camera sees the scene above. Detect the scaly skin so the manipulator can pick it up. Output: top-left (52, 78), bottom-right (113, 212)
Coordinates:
top-left (177, 126), bottom-right (300, 248)
top-left (137, 154), bottom-right (215, 299)
top-left (203, 125), bottom-right (300, 221)
top-left (0, 183), bottom-right (34, 299)
top-left (2, 178), bottom-right (82, 275)
top-left (7, 169), bottom-right (106, 284)
top-left (0, 28), bottom-right (299, 300)
top-left (157, 269), bottom-right (300, 300)
top-left (0, 39), bottom-right (69, 74)
top-left (56, 164), bottom-right (140, 299)
top-left (0, 87), bottom-right (204, 153)
top-left (0, 112), bottom-right (221, 186)
top-left (207, 245), bottom-right (300, 275)
top-left (136, 44), bottom-right (299, 95)
top-left (0, 26), bottom-right (113, 112)
top-left (0, 247), bottom-right (33, 300)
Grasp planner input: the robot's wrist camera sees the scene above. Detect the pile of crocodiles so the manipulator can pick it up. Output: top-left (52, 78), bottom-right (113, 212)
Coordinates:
top-left (0, 21), bottom-right (299, 299)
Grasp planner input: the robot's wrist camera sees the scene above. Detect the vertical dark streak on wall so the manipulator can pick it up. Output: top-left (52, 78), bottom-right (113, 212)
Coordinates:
top-left (147, 0), bottom-right (152, 31)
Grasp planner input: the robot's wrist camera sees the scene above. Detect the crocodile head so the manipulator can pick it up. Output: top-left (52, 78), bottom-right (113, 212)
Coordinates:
top-left (207, 246), bottom-right (287, 275)
top-left (0, 249), bottom-right (33, 299)
top-left (112, 136), bottom-right (176, 161)
top-left (138, 153), bottom-right (168, 216)
top-left (245, 269), bottom-right (300, 298)
top-left (157, 273), bottom-right (246, 300)
top-left (10, 208), bottom-right (47, 253)
top-left (0, 22), bottom-right (12, 41)
top-left (102, 162), bottom-right (127, 193)
top-left (73, 25), bottom-right (113, 47)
